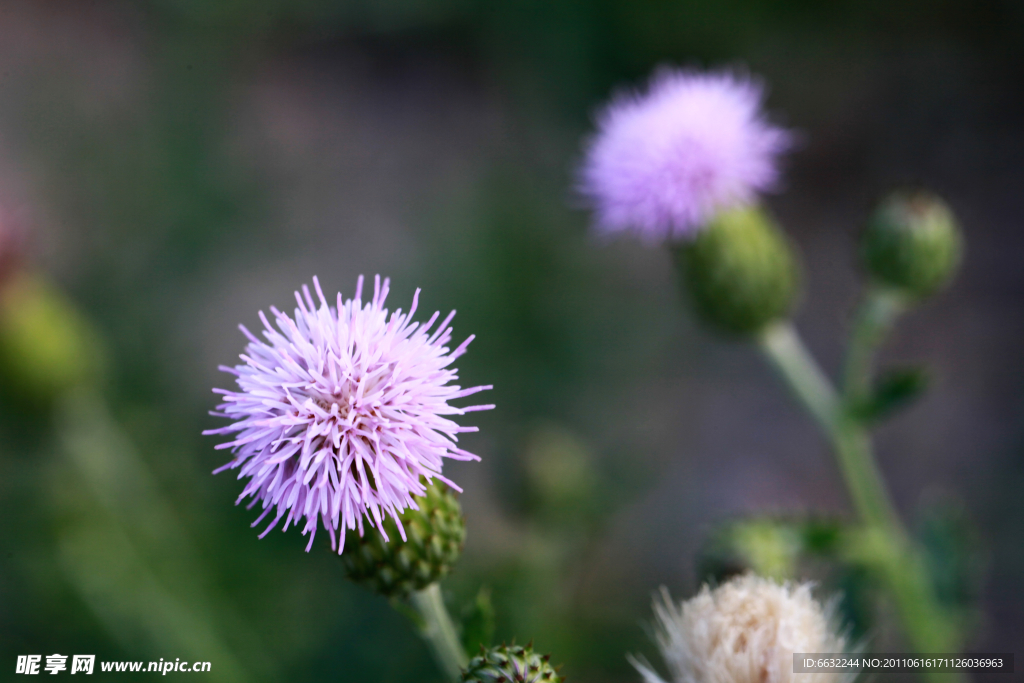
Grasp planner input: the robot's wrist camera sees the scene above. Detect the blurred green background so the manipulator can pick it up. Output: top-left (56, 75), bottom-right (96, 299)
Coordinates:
top-left (0, 0), bottom-right (1022, 681)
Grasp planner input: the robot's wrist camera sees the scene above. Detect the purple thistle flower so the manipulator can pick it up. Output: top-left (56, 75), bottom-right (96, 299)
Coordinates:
top-left (578, 68), bottom-right (792, 243)
top-left (205, 275), bottom-right (493, 553)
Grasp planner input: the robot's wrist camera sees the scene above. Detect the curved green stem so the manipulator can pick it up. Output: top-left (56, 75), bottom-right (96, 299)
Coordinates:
top-left (410, 583), bottom-right (468, 682)
top-left (759, 323), bottom-right (903, 533)
top-left (757, 322), bottom-right (839, 435)
top-left (832, 417), bottom-right (906, 537)
top-left (757, 322), bottom-right (960, 681)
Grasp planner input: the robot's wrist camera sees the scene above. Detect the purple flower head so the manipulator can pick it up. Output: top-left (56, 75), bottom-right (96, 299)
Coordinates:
top-left (205, 275), bottom-right (493, 553)
top-left (579, 68), bottom-right (792, 243)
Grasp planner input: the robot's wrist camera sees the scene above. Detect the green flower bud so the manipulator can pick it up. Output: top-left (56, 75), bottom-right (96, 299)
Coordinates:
top-left (861, 190), bottom-right (962, 298)
top-left (462, 643), bottom-right (562, 683)
top-left (675, 206), bottom-right (800, 336)
top-left (0, 272), bottom-right (103, 402)
top-left (340, 482), bottom-right (465, 598)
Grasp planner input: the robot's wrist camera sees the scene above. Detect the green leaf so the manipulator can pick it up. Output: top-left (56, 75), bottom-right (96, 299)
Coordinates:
top-left (799, 517), bottom-right (846, 557)
top-left (460, 587), bottom-right (496, 656)
top-left (857, 366), bottom-right (929, 422)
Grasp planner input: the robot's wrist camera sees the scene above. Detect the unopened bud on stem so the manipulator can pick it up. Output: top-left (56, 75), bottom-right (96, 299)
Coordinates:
top-left (861, 190), bottom-right (962, 298)
top-left (675, 206), bottom-right (800, 336)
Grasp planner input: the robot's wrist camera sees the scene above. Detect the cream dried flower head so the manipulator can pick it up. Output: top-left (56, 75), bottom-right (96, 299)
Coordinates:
top-left (632, 574), bottom-right (849, 683)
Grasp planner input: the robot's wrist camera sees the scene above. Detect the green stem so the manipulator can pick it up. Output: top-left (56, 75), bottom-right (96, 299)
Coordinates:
top-left (757, 322), bottom-right (960, 680)
top-left (410, 583), bottom-right (468, 682)
top-left (843, 286), bottom-right (906, 402)
top-left (759, 323), bottom-right (904, 533)
top-left (832, 417), bottom-right (905, 536)
top-left (757, 322), bottom-right (839, 435)
top-left (56, 388), bottom-right (255, 683)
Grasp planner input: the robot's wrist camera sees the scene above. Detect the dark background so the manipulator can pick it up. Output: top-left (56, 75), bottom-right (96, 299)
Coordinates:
top-left (0, 1), bottom-right (1021, 681)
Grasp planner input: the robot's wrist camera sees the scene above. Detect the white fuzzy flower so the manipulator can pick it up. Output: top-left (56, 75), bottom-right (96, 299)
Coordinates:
top-left (632, 574), bottom-right (850, 683)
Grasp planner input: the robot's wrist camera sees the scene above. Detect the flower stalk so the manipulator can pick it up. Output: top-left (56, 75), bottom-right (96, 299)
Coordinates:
top-left (759, 322), bottom-right (902, 534)
top-left (576, 61), bottom-right (970, 683)
top-left (757, 323), bottom-right (838, 436)
top-left (410, 583), bottom-right (468, 683)
top-left (758, 321), bottom-right (962, 682)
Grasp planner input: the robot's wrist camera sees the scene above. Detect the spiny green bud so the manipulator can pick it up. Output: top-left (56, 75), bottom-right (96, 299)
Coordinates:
top-left (675, 205), bottom-right (799, 336)
top-left (339, 482), bottom-right (465, 598)
top-left (861, 190), bottom-right (962, 298)
top-left (462, 643), bottom-right (563, 683)
top-left (0, 271), bottom-right (103, 402)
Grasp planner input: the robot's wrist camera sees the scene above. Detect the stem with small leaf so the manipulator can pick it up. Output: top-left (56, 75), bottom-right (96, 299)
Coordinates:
top-left (758, 323), bottom-right (903, 534)
top-left (843, 286), bottom-right (907, 405)
top-left (758, 321), bottom-right (961, 683)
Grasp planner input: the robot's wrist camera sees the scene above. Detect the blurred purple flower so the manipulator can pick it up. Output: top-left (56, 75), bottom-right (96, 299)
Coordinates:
top-left (578, 68), bottom-right (791, 242)
top-left (205, 275), bottom-right (492, 553)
